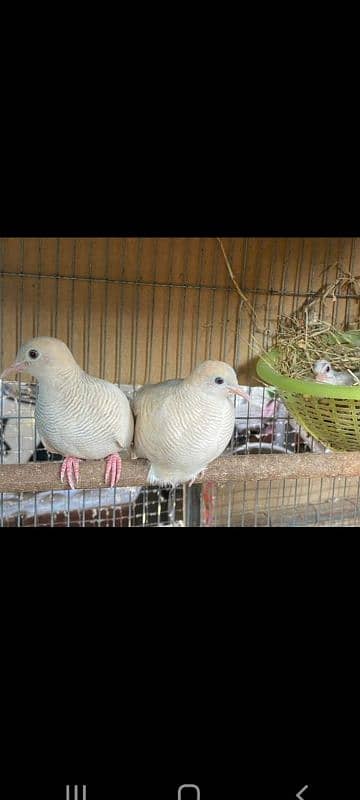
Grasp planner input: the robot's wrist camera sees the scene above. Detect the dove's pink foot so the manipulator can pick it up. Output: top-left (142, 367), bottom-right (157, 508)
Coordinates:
top-left (202, 480), bottom-right (216, 526)
top-left (60, 456), bottom-right (81, 490)
top-left (105, 453), bottom-right (122, 487)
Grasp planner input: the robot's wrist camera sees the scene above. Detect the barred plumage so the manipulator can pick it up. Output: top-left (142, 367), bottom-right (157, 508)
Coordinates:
top-left (1, 337), bottom-right (134, 488)
top-left (132, 360), bottom-right (249, 487)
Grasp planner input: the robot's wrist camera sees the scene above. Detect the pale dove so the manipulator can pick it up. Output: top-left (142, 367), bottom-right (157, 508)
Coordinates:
top-left (1, 337), bottom-right (134, 489)
top-left (132, 360), bottom-right (250, 488)
top-left (312, 359), bottom-right (356, 385)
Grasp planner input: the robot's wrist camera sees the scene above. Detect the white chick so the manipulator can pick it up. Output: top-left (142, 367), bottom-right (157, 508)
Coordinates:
top-left (312, 359), bottom-right (356, 385)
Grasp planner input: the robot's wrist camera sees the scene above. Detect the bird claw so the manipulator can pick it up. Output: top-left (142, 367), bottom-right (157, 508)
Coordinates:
top-left (60, 456), bottom-right (81, 490)
top-left (105, 453), bottom-right (122, 487)
top-left (202, 480), bottom-right (215, 526)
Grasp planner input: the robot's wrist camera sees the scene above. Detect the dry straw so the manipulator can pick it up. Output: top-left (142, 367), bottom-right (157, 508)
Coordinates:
top-left (273, 269), bottom-right (360, 381)
top-left (216, 245), bottom-right (360, 383)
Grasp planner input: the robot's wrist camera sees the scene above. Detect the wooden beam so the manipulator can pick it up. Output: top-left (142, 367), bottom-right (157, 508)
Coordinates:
top-left (1, 452), bottom-right (360, 493)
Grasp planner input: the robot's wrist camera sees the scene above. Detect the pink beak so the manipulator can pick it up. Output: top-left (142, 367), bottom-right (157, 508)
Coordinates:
top-left (0, 361), bottom-right (28, 380)
top-left (228, 385), bottom-right (251, 402)
top-left (314, 374), bottom-right (327, 382)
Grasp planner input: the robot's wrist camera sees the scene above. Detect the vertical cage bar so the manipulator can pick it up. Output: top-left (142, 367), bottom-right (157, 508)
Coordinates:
top-left (35, 239), bottom-right (42, 336)
top-left (33, 490), bottom-right (37, 527)
top-left (220, 238), bottom-right (236, 362)
top-left (131, 239), bottom-right (143, 386)
top-left (156, 487), bottom-right (162, 526)
top-left (329, 239), bottom-right (340, 329)
top-left (50, 489), bottom-right (54, 528)
top-left (192, 238), bottom-right (204, 367)
top-left (206, 239), bottom-right (219, 359)
top-left (293, 475), bottom-right (298, 512)
top-left (344, 237), bottom-right (357, 329)
top-left (141, 486), bottom-right (146, 526)
top-left (100, 238), bottom-right (110, 380)
top-left (145, 238), bottom-right (158, 383)
top-left (16, 238), bottom-right (23, 346)
top-left (226, 482), bottom-right (232, 527)
top-left (241, 480), bottom-right (246, 526)
top-left (53, 238), bottom-right (61, 338)
top-left (267, 480), bottom-right (272, 527)
top-left (307, 239), bottom-right (318, 310)
top-left (353, 477), bottom-right (360, 525)
top-left (116, 238), bottom-right (127, 384)
top-left (161, 239), bottom-right (175, 380)
top-left (68, 239), bottom-right (77, 353)
top-left (128, 489), bottom-right (133, 527)
top-left (176, 238), bottom-right (189, 378)
top-left (17, 486), bottom-right (21, 526)
top-left (254, 480), bottom-right (260, 527)
top-left (0, 237), bottom-right (5, 366)
top-left (17, 239), bottom-right (25, 463)
top-left (66, 488), bottom-right (71, 528)
top-left (249, 238), bottom-right (265, 357)
top-left (112, 487), bottom-right (116, 527)
top-left (85, 240), bottom-right (93, 374)
top-left (81, 489), bottom-right (86, 528)
top-left (185, 483), bottom-right (201, 527)
top-left (97, 488), bottom-right (102, 527)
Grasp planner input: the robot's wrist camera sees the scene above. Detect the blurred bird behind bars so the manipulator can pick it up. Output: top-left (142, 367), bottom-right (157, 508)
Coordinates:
top-left (1, 237), bottom-right (360, 527)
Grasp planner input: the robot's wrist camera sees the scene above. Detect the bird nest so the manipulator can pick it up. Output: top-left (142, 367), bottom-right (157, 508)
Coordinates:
top-left (272, 316), bottom-right (360, 383)
top-left (256, 269), bottom-right (360, 451)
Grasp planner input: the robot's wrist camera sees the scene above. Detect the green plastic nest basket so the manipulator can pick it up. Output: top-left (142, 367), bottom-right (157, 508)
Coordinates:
top-left (256, 331), bottom-right (360, 451)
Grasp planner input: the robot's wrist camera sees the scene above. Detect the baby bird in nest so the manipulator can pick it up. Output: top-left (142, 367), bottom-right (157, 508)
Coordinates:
top-left (312, 359), bottom-right (357, 385)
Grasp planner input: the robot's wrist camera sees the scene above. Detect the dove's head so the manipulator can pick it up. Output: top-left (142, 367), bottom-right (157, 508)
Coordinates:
top-left (1, 336), bottom-right (79, 380)
top-left (312, 359), bottom-right (336, 382)
top-left (186, 360), bottom-right (250, 401)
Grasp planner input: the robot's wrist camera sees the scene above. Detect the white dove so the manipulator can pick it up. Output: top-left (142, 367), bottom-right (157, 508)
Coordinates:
top-left (312, 359), bottom-right (357, 385)
top-left (132, 360), bottom-right (250, 487)
top-left (1, 337), bottom-right (134, 489)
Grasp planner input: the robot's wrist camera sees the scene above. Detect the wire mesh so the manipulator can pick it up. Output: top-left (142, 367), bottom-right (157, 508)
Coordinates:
top-left (204, 476), bottom-right (360, 528)
top-left (1, 380), bottom-right (343, 527)
top-left (0, 485), bottom-right (184, 528)
top-left (2, 238), bottom-right (360, 382)
top-left (1, 237), bottom-right (360, 527)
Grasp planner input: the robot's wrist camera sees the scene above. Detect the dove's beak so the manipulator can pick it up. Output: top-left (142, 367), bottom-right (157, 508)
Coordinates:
top-left (314, 374), bottom-right (327, 382)
top-left (1, 361), bottom-right (28, 379)
top-left (228, 385), bottom-right (251, 402)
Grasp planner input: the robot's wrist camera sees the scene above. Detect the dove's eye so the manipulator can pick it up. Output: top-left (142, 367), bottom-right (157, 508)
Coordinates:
top-left (215, 377), bottom-right (224, 384)
top-left (325, 365), bottom-right (330, 373)
top-left (28, 349), bottom-right (40, 360)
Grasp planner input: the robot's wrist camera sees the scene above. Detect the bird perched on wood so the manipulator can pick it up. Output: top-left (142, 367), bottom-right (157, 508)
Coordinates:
top-left (312, 359), bottom-right (356, 385)
top-left (1, 337), bottom-right (134, 489)
top-left (132, 361), bottom-right (250, 523)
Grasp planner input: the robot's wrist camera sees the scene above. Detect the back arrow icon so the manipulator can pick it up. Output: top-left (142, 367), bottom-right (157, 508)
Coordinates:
top-left (296, 786), bottom-right (309, 800)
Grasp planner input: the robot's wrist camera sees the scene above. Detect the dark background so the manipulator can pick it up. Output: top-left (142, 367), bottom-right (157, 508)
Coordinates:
top-left (2, 532), bottom-right (355, 800)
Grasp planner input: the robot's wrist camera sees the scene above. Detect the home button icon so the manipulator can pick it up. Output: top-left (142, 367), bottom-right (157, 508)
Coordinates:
top-left (178, 785), bottom-right (200, 800)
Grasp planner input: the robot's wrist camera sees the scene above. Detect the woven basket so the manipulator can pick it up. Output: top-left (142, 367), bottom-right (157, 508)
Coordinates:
top-left (256, 331), bottom-right (360, 451)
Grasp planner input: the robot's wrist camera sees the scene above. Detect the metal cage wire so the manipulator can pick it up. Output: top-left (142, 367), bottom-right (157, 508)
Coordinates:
top-left (1, 237), bottom-right (360, 527)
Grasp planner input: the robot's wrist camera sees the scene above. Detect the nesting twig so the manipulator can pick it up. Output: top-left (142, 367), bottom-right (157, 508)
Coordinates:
top-left (217, 237), bottom-right (257, 322)
top-left (273, 315), bottom-right (360, 380)
top-left (257, 261), bottom-right (360, 381)
top-left (347, 369), bottom-right (360, 385)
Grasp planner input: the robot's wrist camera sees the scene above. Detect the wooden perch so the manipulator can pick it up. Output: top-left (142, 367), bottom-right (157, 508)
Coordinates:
top-left (1, 452), bottom-right (360, 493)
